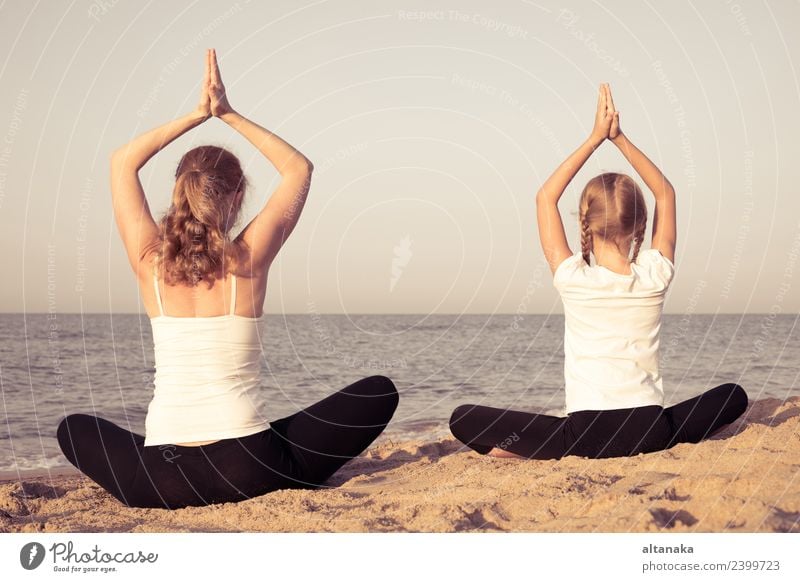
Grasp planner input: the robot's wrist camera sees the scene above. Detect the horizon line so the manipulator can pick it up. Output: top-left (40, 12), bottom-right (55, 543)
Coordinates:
top-left (3, 311), bottom-right (798, 317)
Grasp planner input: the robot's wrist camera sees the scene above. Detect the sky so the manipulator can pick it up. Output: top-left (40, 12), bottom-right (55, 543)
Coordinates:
top-left (1, 0), bottom-right (799, 315)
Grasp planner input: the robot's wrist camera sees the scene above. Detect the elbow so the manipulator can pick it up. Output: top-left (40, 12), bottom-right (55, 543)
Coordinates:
top-left (535, 189), bottom-right (551, 206)
top-left (284, 156), bottom-right (314, 180)
top-left (110, 148), bottom-right (130, 169)
top-left (655, 182), bottom-right (676, 202)
top-left (298, 155), bottom-right (314, 176)
top-left (110, 149), bottom-right (122, 166)
top-left (110, 148), bottom-right (144, 173)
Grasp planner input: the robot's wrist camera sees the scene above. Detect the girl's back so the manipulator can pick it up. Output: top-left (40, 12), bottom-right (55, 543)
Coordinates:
top-left (553, 248), bottom-right (675, 413)
top-left (450, 82), bottom-right (746, 461)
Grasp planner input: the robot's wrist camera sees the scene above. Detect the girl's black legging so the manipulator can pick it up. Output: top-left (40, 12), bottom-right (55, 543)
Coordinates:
top-left (56, 375), bottom-right (398, 509)
top-left (449, 382), bottom-right (748, 459)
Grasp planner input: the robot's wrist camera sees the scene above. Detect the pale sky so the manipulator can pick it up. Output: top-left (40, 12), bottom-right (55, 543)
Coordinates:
top-left (1, 0), bottom-right (799, 314)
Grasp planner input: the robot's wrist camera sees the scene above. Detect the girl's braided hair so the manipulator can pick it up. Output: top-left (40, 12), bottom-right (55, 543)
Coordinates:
top-left (578, 172), bottom-right (647, 266)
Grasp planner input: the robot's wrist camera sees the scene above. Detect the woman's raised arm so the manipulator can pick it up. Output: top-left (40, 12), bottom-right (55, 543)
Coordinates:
top-left (207, 49), bottom-right (313, 272)
top-left (111, 50), bottom-right (211, 170)
top-left (536, 83), bottom-right (612, 274)
top-left (110, 73), bottom-right (211, 273)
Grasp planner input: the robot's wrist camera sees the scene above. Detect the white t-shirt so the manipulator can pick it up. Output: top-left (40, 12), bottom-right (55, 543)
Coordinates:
top-left (553, 248), bottom-right (676, 414)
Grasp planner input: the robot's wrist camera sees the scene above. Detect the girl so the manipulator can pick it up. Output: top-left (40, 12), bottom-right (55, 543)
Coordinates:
top-left (449, 83), bottom-right (747, 460)
top-left (56, 49), bottom-right (398, 508)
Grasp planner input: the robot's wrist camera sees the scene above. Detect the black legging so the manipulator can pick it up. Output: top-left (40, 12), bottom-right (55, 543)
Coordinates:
top-left (449, 382), bottom-right (748, 459)
top-left (56, 375), bottom-right (398, 509)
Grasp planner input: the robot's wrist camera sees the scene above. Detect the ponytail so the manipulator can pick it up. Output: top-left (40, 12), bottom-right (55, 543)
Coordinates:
top-left (155, 146), bottom-right (248, 288)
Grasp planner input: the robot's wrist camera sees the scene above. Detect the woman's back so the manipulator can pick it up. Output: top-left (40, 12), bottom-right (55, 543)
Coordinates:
top-left (553, 248), bottom-right (675, 413)
top-left (141, 252), bottom-right (267, 319)
top-left (143, 260), bottom-right (269, 447)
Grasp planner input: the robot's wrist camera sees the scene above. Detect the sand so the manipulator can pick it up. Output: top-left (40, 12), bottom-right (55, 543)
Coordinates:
top-left (2, 397), bottom-right (798, 533)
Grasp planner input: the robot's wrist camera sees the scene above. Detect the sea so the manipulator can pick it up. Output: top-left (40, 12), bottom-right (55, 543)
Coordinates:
top-left (1, 313), bottom-right (797, 474)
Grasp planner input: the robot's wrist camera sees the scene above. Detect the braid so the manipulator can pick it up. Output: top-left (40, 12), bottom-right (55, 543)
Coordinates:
top-left (630, 220), bottom-right (646, 263)
top-left (580, 215), bottom-right (593, 266)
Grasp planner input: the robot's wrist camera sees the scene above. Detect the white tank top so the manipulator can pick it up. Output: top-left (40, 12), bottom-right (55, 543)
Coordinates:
top-left (143, 269), bottom-right (270, 447)
top-left (553, 249), bottom-right (676, 414)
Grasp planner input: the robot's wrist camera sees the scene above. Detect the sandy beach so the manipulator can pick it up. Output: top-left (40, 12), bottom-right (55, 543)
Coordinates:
top-left (2, 396), bottom-right (798, 533)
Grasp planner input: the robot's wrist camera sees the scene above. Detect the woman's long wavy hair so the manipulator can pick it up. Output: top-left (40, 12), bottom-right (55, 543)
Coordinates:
top-left (578, 172), bottom-right (647, 266)
top-left (152, 145), bottom-right (249, 288)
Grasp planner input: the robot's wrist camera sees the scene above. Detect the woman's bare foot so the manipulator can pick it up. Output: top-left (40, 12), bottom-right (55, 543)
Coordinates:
top-left (487, 447), bottom-right (527, 459)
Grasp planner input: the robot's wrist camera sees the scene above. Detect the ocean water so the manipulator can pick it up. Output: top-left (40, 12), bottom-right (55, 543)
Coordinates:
top-left (0, 313), bottom-right (797, 473)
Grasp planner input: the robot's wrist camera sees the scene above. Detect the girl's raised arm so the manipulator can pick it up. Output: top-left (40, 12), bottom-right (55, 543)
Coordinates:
top-left (537, 83), bottom-right (612, 274)
top-left (207, 49), bottom-right (313, 273)
top-left (607, 86), bottom-right (676, 265)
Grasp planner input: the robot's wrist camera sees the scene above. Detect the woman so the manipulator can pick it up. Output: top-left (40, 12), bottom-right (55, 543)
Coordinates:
top-left (449, 83), bottom-right (747, 459)
top-left (56, 49), bottom-right (398, 509)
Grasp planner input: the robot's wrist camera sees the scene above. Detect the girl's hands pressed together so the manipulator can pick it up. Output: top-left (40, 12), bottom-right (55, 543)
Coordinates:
top-left (607, 84), bottom-right (622, 142)
top-left (590, 82), bottom-right (618, 145)
top-left (208, 48), bottom-right (234, 118)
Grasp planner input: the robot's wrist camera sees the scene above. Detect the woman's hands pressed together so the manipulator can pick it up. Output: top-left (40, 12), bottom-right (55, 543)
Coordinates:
top-left (194, 49), bottom-right (212, 121)
top-left (207, 48), bottom-right (234, 118)
top-left (194, 48), bottom-right (234, 121)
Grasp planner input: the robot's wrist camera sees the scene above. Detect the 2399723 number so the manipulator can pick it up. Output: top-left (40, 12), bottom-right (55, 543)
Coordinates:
top-left (730, 560), bottom-right (780, 571)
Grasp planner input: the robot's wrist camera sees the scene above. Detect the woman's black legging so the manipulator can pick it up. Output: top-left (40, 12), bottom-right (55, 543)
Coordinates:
top-left (56, 375), bottom-right (398, 509)
top-left (449, 383), bottom-right (748, 459)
